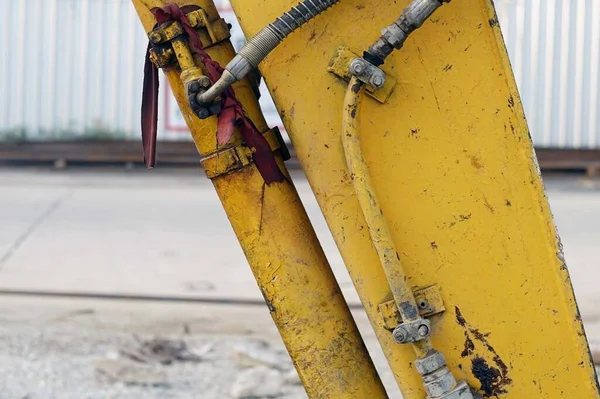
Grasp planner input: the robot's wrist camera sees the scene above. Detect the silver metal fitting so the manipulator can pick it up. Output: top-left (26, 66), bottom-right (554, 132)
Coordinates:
top-left (381, 23), bottom-right (408, 49)
top-left (349, 58), bottom-right (386, 89)
top-left (422, 366), bottom-right (475, 399)
top-left (392, 318), bottom-right (431, 344)
top-left (415, 351), bottom-right (446, 375)
top-left (415, 351), bottom-right (475, 399)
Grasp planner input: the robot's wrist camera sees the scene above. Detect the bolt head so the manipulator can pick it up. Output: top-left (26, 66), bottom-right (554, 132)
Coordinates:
top-left (371, 75), bottom-right (385, 88)
top-left (351, 60), bottom-right (365, 75)
top-left (188, 81), bottom-right (201, 93)
top-left (418, 325), bottom-right (430, 338)
top-left (149, 31), bottom-right (163, 44)
top-left (197, 108), bottom-right (211, 119)
top-left (393, 328), bottom-right (407, 344)
top-left (199, 77), bottom-right (212, 88)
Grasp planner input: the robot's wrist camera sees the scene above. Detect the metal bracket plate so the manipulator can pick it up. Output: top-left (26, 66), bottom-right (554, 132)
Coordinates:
top-left (327, 46), bottom-right (397, 104)
top-left (201, 127), bottom-right (287, 179)
top-left (378, 285), bottom-right (445, 330)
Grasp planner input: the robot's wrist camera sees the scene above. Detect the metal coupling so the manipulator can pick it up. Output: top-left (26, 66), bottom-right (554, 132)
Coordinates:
top-left (415, 351), bottom-right (475, 399)
top-left (187, 76), bottom-right (223, 119)
top-left (392, 319), bottom-right (431, 344)
top-left (349, 58), bottom-right (386, 89)
top-left (365, 0), bottom-right (449, 65)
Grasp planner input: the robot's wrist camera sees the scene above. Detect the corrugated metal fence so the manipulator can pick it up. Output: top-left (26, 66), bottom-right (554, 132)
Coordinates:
top-left (1, 0), bottom-right (599, 148)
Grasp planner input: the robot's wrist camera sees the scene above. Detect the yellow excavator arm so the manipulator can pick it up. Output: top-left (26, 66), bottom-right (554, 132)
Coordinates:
top-left (132, 0), bottom-right (600, 397)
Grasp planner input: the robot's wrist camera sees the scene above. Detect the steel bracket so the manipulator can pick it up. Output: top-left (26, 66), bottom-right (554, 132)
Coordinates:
top-left (378, 285), bottom-right (445, 330)
top-left (201, 127), bottom-right (289, 179)
top-left (148, 8), bottom-right (231, 69)
top-left (328, 46), bottom-right (396, 104)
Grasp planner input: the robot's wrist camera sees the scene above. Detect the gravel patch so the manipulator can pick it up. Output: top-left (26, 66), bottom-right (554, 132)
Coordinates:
top-left (0, 323), bottom-right (307, 399)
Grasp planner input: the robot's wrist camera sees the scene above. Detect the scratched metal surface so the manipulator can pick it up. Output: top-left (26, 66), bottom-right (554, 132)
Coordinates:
top-left (229, 0), bottom-right (600, 397)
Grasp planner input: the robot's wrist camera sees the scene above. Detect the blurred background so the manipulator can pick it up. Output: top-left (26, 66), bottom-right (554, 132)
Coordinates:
top-left (1, 0), bottom-right (600, 398)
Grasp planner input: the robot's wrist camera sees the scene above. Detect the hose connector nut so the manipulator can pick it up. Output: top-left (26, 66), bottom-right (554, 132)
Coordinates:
top-left (349, 58), bottom-right (386, 89)
top-left (392, 318), bottom-right (432, 344)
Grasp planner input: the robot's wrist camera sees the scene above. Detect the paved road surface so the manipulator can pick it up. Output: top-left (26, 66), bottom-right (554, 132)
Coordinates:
top-left (1, 167), bottom-right (600, 398)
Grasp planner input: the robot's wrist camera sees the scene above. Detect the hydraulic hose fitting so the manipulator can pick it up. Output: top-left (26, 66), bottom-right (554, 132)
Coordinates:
top-left (364, 0), bottom-right (449, 66)
top-left (199, 0), bottom-right (341, 105)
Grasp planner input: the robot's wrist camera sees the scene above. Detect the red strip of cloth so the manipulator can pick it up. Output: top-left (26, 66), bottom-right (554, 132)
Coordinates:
top-left (141, 3), bottom-right (285, 184)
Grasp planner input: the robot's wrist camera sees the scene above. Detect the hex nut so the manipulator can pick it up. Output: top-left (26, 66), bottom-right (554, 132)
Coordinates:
top-left (415, 351), bottom-right (446, 375)
top-left (350, 59), bottom-right (366, 75)
top-left (423, 367), bottom-right (456, 398)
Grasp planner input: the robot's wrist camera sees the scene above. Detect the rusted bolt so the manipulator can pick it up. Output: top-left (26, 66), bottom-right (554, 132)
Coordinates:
top-left (149, 31), bottom-right (163, 44)
top-left (199, 77), bottom-right (212, 88)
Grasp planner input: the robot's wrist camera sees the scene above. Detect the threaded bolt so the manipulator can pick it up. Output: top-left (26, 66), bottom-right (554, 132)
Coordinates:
top-left (418, 324), bottom-right (430, 338)
top-left (350, 59), bottom-right (365, 75)
top-left (393, 328), bottom-right (407, 344)
top-left (371, 75), bottom-right (385, 88)
top-left (188, 81), bottom-right (201, 93)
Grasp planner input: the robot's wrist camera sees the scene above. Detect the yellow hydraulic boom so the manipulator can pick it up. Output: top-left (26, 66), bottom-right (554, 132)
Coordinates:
top-left (132, 0), bottom-right (600, 397)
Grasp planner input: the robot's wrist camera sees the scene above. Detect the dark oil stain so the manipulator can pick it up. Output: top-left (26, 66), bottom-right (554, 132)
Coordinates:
top-left (506, 200), bottom-right (512, 207)
top-left (471, 155), bottom-right (484, 170)
top-left (461, 331), bottom-right (475, 357)
top-left (410, 128), bottom-right (420, 137)
top-left (459, 214), bottom-right (472, 222)
top-left (356, 4), bottom-right (365, 10)
top-left (350, 109), bottom-right (357, 119)
top-left (430, 242), bottom-right (438, 250)
top-left (456, 307), bottom-right (512, 396)
top-left (489, 17), bottom-right (499, 27)
top-left (510, 123), bottom-right (516, 135)
top-left (508, 96), bottom-right (515, 108)
top-left (324, 144), bottom-right (330, 149)
top-left (472, 357), bottom-right (508, 397)
top-left (308, 30), bottom-right (317, 42)
top-left (396, 252), bottom-right (401, 261)
top-left (443, 64), bottom-right (453, 72)
top-left (455, 306), bottom-right (467, 327)
top-left (464, 45), bottom-right (472, 52)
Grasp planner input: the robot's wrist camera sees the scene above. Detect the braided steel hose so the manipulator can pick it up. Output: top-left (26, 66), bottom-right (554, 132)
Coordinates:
top-left (198, 0), bottom-right (341, 104)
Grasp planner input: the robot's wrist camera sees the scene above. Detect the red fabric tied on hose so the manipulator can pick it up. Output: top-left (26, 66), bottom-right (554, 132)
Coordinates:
top-left (141, 3), bottom-right (285, 184)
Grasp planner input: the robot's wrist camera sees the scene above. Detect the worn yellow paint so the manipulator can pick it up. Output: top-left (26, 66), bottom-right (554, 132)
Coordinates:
top-left (230, 0), bottom-right (600, 397)
top-left (132, 1), bottom-right (387, 398)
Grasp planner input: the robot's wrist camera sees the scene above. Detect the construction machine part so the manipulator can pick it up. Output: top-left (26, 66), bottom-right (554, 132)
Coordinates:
top-left (229, 0), bottom-right (600, 397)
top-left (132, 1), bottom-right (387, 398)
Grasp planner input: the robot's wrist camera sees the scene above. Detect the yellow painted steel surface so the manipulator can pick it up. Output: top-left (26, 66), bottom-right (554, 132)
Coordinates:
top-left (230, 0), bottom-right (600, 397)
top-left (132, 1), bottom-right (387, 397)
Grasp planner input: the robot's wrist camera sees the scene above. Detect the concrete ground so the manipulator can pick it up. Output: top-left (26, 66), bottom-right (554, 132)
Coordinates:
top-left (1, 167), bottom-right (600, 398)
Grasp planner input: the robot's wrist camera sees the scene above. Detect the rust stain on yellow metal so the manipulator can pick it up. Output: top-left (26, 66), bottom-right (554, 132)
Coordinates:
top-left (132, 1), bottom-right (387, 397)
top-left (229, 0), bottom-right (600, 397)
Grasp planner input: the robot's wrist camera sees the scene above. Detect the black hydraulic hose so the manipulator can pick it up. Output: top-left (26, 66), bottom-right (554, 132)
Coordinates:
top-left (198, 0), bottom-right (341, 104)
top-left (364, 0), bottom-right (449, 66)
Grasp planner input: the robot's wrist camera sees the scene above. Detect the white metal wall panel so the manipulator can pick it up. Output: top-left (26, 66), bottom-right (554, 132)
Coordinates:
top-left (495, 0), bottom-right (600, 148)
top-left (1, 0), bottom-right (599, 148)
